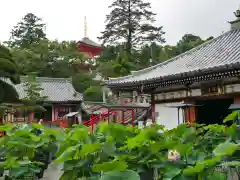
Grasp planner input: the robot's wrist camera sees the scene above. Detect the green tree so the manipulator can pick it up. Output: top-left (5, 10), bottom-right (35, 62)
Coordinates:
top-left (11, 40), bottom-right (86, 76)
top-left (0, 44), bottom-right (20, 102)
top-left (176, 34), bottom-right (204, 54)
top-left (137, 42), bottom-right (161, 67)
top-left (11, 46), bottom-right (46, 75)
top-left (72, 73), bottom-right (97, 93)
top-left (98, 45), bottom-right (122, 63)
top-left (98, 0), bottom-right (165, 53)
top-left (22, 73), bottom-right (47, 113)
top-left (84, 86), bottom-right (103, 102)
top-left (9, 13), bottom-right (46, 49)
top-left (72, 72), bottom-right (104, 102)
top-left (98, 50), bottom-right (135, 78)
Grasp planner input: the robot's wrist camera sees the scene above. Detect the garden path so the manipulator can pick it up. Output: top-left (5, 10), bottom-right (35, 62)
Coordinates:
top-left (40, 163), bottom-right (62, 180)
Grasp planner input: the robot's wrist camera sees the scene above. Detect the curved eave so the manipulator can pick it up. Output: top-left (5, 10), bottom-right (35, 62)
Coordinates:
top-left (229, 19), bottom-right (240, 24)
top-left (78, 41), bottom-right (103, 49)
top-left (106, 62), bottom-right (240, 88)
top-left (77, 38), bottom-right (103, 49)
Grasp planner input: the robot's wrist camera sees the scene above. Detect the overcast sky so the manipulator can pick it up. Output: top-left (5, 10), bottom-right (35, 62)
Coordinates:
top-left (0, 0), bottom-right (239, 45)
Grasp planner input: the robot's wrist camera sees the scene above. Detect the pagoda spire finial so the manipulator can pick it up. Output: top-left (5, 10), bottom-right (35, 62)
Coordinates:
top-left (84, 16), bottom-right (88, 37)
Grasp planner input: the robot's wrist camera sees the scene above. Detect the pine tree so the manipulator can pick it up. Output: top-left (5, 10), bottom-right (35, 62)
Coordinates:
top-left (0, 44), bottom-right (20, 102)
top-left (98, 0), bottom-right (165, 53)
top-left (22, 73), bottom-right (47, 113)
top-left (9, 13), bottom-right (46, 49)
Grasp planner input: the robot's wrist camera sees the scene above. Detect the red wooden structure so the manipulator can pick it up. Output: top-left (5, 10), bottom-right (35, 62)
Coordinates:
top-left (77, 16), bottom-right (103, 58)
top-left (77, 38), bottom-right (103, 58)
top-left (81, 103), bottom-right (150, 133)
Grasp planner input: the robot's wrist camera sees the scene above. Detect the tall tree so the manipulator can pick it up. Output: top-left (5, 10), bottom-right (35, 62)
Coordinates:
top-left (9, 13), bottom-right (46, 49)
top-left (98, 0), bottom-right (165, 53)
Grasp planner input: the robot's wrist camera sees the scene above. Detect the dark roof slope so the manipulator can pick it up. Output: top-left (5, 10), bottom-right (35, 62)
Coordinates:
top-left (106, 29), bottom-right (240, 86)
top-left (78, 37), bottom-right (101, 47)
top-left (3, 77), bottom-right (83, 102)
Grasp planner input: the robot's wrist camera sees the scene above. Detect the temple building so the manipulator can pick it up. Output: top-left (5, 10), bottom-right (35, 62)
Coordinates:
top-left (2, 77), bottom-right (82, 123)
top-left (76, 16), bottom-right (104, 78)
top-left (104, 7), bottom-right (240, 129)
top-left (77, 16), bottom-right (103, 58)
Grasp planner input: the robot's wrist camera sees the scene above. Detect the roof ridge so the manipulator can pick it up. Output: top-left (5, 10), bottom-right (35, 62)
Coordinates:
top-left (20, 76), bottom-right (72, 83)
top-left (108, 74), bottom-right (133, 81)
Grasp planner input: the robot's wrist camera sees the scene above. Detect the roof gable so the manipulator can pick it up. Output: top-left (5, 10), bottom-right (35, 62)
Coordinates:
top-left (106, 29), bottom-right (240, 86)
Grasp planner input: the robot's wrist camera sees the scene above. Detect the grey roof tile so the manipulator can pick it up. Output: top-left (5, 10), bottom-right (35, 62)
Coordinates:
top-left (106, 29), bottom-right (240, 85)
top-left (1, 77), bottom-right (83, 102)
top-left (78, 37), bottom-right (101, 47)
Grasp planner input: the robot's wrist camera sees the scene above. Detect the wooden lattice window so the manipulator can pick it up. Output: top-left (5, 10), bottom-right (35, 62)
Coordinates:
top-left (57, 107), bottom-right (70, 120)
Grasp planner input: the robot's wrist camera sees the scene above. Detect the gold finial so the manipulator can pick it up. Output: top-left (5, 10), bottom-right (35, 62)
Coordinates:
top-left (84, 16), bottom-right (87, 37)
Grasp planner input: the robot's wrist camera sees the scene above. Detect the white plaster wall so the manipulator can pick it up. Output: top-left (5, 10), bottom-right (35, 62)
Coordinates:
top-left (155, 102), bottom-right (183, 130)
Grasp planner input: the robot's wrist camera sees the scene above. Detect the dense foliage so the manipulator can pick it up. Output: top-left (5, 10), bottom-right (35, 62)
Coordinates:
top-left (2, 13), bottom-right (102, 102)
top-left (55, 121), bottom-right (239, 180)
top-left (96, 34), bottom-right (213, 76)
top-left (0, 44), bottom-right (20, 103)
top-left (1, 3), bottom-right (215, 102)
top-left (0, 113), bottom-right (239, 180)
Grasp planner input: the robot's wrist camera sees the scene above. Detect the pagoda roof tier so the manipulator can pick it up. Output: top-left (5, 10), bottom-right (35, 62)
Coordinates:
top-left (78, 37), bottom-right (102, 48)
top-left (105, 29), bottom-right (240, 89)
top-left (2, 76), bottom-right (83, 103)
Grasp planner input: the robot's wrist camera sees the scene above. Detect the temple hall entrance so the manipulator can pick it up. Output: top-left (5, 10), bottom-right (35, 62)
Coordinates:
top-left (195, 98), bottom-right (233, 125)
top-left (41, 106), bottom-right (52, 122)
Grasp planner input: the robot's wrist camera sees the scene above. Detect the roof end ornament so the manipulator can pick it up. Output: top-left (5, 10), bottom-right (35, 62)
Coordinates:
top-left (229, 5), bottom-right (240, 30)
top-left (234, 5), bottom-right (240, 18)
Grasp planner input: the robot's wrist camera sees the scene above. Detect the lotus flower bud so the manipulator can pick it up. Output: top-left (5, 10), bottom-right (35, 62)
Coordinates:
top-left (168, 150), bottom-right (180, 161)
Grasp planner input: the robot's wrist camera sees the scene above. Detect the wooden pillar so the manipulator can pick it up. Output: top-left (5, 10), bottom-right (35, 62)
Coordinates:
top-left (54, 106), bottom-right (58, 121)
top-left (28, 112), bottom-right (34, 122)
top-left (51, 105), bottom-right (54, 121)
top-left (90, 117), bottom-right (94, 133)
top-left (234, 97), bottom-right (240, 123)
top-left (184, 101), bottom-right (196, 123)
top-left (132, 109), bottom-right (135, 127)
top-left (151, 94), bottom-right (156, 123)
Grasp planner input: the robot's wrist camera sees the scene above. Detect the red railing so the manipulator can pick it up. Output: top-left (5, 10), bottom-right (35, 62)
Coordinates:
top-left (82, 111), bottom-right (116, 132)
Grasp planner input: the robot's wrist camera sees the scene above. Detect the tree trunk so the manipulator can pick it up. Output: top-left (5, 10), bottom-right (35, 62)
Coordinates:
top-left (126, 0), bottom-right (132, 54)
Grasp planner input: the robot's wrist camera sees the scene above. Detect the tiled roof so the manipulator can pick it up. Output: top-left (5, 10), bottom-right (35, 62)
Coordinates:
top-left (106, 29), bottom-right (240, 86)
top-left (2, 77), bottom-right (83, 102)
top-left (78, 37), bottom-right (101, 47)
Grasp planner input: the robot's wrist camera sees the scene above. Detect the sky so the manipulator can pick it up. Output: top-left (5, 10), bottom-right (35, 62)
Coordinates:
top-left (0, 0), bottom-right (239, 45)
